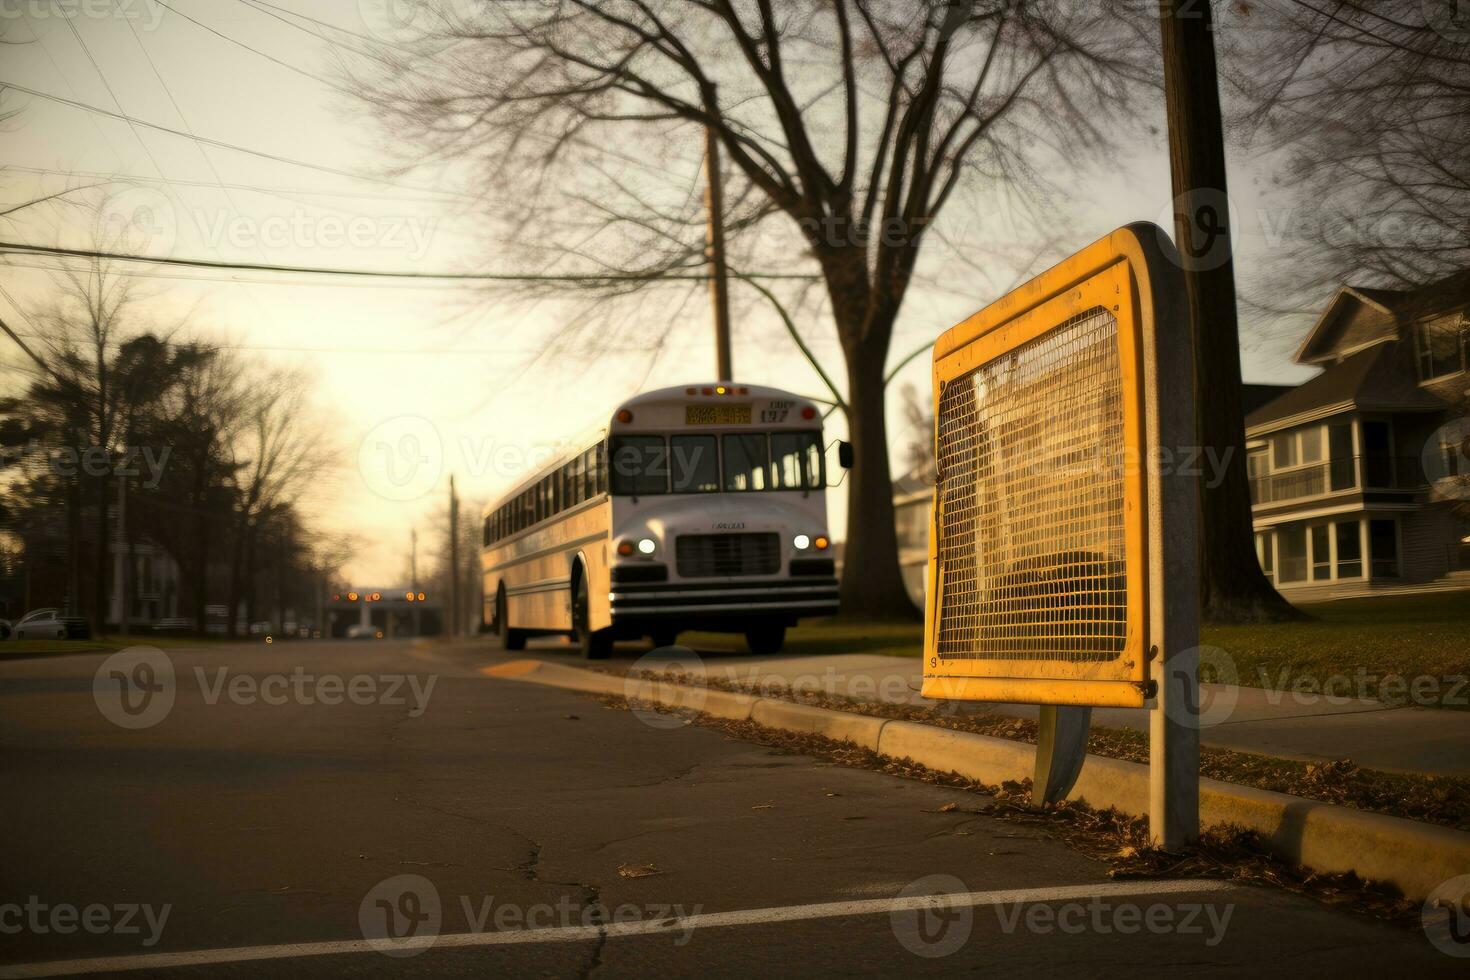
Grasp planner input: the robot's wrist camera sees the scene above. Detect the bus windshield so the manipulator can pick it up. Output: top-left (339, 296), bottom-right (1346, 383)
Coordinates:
top-left (610, 431), bottom-right (822, 495)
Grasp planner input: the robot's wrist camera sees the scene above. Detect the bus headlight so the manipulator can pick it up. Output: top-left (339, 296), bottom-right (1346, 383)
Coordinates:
top-left (793, 533), bottom-right (811, 551)
top-left (637, 537), bottom-right (657, 555)
top-left (814, 535), bottom-right (830, 550)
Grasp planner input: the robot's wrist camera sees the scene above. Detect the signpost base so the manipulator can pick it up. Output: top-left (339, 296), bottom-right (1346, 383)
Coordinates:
top-left (1032, 705), bottom-right (1092, 807)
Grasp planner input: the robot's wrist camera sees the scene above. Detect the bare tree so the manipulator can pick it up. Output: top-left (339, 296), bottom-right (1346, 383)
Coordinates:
top-left (1223, 1), bottom-right (1470, 294)
top-left (358, 0), bottom-right (1155, 618)
top-left (30, 249), bottom-right (142, 632)
top-left (225, 367), bottom-right (332, 636)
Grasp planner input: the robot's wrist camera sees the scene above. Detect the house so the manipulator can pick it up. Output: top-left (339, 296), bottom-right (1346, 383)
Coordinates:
top-left (1246, 271), bottom-right (1470, 596)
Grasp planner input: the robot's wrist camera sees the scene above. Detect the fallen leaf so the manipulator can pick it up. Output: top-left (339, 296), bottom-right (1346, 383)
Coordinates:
top-left (937, 802), bottom-right (958, 813)
top-left (618, 863), bottom-right (664, 879)
top-left (751, 803), bottom-right (775, 810)
top-left (564, 714), bottom-right (580, 720)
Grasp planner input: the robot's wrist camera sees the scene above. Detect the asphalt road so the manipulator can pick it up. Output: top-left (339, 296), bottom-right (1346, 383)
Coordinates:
top-left (0, 636), bottom-right (1461, 977)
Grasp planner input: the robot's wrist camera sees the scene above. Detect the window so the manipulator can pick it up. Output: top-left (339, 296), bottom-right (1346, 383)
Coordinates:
top-left (1369, 519), bottom-right (1398, 577)
top-left (1247, 450), bottom-right (1267, 481)
top-left (1336, 521), bottom-right (1362, 578)
top-left (1277, 524), bottom-right (1307, 582)
top-left (671, 435), bottom-right (719, 492)
top-left (1328, 423), bottom-right (1355, 490)
top-left (1415, 314), bottom-right (1468, 382)
top-left (1256, 532), bottom-right (1274, 580)
top-left (1310, 524), bottom-right (1331, 580)
top-left (771, 432), bottom-right (823, 490)
top-left (1272, 432), bottom-right (1298, 469)
top-left (1300, 426), bottom-right (1323, 465)
top-left (722, 433), bottom-right (769, 491)
top-left (610, 436), bottom-right (669, 495)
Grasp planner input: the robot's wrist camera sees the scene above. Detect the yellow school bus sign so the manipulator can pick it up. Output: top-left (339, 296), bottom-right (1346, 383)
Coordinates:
top-left (922, 223), bottom-right (1198, 712)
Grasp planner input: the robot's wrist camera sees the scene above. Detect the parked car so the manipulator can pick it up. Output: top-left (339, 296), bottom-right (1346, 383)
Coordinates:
top-left (0, 619), bottom-right (11, 640)
top-left (11, 608), bottom-right (91, 640)
top-left (344, 623), bottom-right (379, 640)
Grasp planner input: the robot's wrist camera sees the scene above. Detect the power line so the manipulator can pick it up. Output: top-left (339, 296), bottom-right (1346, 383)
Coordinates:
top-left (233, 0), bottom-right (391, 57)
top-left (4, 165), bottom-right (451, 204)
top-left (0, 80), bottom-right (468, 199)
top-left (150, 0), bottom-right (356, 94)
top-left (0, 240), bottom-right (817, 283)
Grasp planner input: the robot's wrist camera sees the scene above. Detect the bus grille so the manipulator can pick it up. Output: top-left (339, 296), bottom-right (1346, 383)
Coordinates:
top-left (675, 533), bottom-right (781, 577)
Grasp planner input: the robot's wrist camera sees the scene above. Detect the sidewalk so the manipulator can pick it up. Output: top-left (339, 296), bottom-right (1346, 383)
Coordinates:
top-left (636, 651), bottom-right (1470, 778)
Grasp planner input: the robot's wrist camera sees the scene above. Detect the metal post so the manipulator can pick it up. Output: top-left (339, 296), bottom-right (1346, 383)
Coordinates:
top-left (703, 119), bottom-right (733, 381)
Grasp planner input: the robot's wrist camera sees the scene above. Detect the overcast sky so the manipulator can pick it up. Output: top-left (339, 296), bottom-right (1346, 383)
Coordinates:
top-left (0, 1), bottom-right (1323, 585)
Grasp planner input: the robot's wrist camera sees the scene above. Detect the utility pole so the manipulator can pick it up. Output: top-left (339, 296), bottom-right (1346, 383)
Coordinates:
top-left (410, 529), bottom-right (419, 591)
top-left (703, 119), bottom-right (733, 381)
top-left (1159, 0), bottom-right (1293, 622)
top-left (448, 476), bottom-right (459, 639)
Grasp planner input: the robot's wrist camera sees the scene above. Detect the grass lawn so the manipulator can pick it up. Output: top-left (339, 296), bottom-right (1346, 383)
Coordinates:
top-left (1204, 592), bottom-right (1470, 707)
top-left (0, 633), bottom-right (252, 660)
top-left (683, 620), bottom-right (925, 659)
top-left (687, 591), bottom-right (1470, 708)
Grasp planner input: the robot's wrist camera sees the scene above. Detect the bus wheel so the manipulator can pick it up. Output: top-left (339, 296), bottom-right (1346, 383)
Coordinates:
top-left (650, 628), bottom-right (678, 649)
top-left (745, 623), bottom-right (786, 655)
top-left (574, 574), bottom-right (611, 660)
top-left (497, 588), bottom-right (527, 652)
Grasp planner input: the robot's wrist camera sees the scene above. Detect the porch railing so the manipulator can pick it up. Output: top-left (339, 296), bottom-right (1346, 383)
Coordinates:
top-left (1250, 455), bottom-right (1425, 505)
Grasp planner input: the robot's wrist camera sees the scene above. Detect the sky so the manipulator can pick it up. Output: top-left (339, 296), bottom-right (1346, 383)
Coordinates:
top-left (0, 0), bottom-right (1324, 585)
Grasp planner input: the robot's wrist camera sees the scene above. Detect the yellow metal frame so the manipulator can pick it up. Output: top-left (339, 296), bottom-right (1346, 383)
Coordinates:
top-left (922, 228), bottom-right (1163, 709)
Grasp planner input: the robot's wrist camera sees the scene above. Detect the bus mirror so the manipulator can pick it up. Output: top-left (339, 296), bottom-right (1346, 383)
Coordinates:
top-left (837, 441), bottom-right (854, 469)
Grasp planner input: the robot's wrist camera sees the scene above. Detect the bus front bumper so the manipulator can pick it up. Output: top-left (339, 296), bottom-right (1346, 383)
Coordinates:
top-left (609, 577), bottom-right (840, 625)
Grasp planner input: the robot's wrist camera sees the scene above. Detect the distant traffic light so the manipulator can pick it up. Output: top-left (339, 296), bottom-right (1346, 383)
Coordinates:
top-left (418, 592), bottom-right (426, 602)
top-left (347, 592), bottom-right (359, 601)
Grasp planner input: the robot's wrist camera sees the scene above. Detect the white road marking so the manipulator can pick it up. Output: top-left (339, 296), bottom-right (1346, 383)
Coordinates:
top-left (0, 879), bottom-right (1238, 977)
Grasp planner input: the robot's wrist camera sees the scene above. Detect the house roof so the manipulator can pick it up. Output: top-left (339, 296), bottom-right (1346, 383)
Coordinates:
top-left (1246, 342), bottom-right (1448, 433)
top-left (1240, 383), bottom-right (1296, 416)
top-left (1295, 270), bottom-right (1470, 365)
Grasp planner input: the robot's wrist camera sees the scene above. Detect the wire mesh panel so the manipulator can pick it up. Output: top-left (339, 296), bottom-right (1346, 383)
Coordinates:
top-left (922, 224), bottom-right (1197, 709)
top-left (936, 307), bottom-right (1127, 663)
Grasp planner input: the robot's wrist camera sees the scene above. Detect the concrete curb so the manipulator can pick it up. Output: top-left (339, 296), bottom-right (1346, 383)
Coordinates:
top-left (482, 659), bottom-right (1470, 902)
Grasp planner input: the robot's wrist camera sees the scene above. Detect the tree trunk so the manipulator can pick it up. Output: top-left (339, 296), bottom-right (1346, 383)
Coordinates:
top-left (65, 471), bottom-right (81, 616)
top-left (1160, 0), bottom-right (1300, 623)
top-left (243, 525), bottom-right (257, 631)
top-left (93, 467), bottom-right (109, 635)
top-left (226, 514), bottom-right (247, 638)
top-left (838, 348), bottom-right (919, 620)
